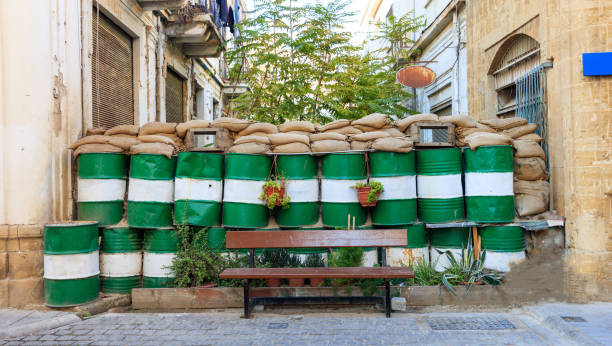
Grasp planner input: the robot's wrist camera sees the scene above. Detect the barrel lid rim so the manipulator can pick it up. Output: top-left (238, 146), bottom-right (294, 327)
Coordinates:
top-left (45, 221), bottom-right (99, 228)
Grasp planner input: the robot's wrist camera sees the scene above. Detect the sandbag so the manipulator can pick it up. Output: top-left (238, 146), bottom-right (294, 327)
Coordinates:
top-left (514, 140), bottom-right (546, 159)
top-left (176, 120), bottom-right (210, 138)
top-left (86, 127), bottom-right (107, 136)
top-left (139, 122), bottom-right (177, 136)
top-left (465, 132), bottom-right (512, 150)
top-left (268, 133), bottom-right (310, 146)
top-left (238, 122), bottom-right (278, 136)
top-left (110, 134), bottom-right (138, 138)
top-left (320, 119), bottom-right (351, 132)
top-left (352, 113), bottom-right (390, 129)
top-left (438, 115), bottom-right (477, 128)
top-left (514, 179), bottom-right (550, 196)
top-left (311, 140), bottom-right (350, 152)
top-left (514, 157), bottom-right (548, 180)
top-left (130, 143), bottom-right (174, 159)
top-left (235, 131), bottom-right (269, 139)
top-left (212, 117), bottom-right (252, 132)
top-left (108, 137), bottom-right (141, 150)
top-left (155, 133), bottom-right (181, 143)
top-left (350, 140), bottom-right (371, 151)
top-left (395, 113), bottom-right (438, 132)
top-left (310, 132), bottom-right (347, 142)
top-left (234, 135), bottom-right (271, 145)
top-left (278, 121), bottom-right (315, 133)
top-left (73, 143), bottom-right (123, 158)
top-left (69, 135), bottom-right (111, 149)
top-left (353, 124), bottom-right (380, 132)
top-left (105, 124), bottom-right (140, 136)
top-left (284, 131), bottom-right (310, 136)
top-left (325, 126), bottom-right (363, 135)
top-left (273, 142), bottom-right (310, 153)
top-left (480, 117), bottom-right (528, 130)
top-left (382, 128), bottom-right (406, 137)
top-left (351, 131), bottom-right (390, 142)
top-left (314, 123), bottom-right (323, 132)
top-left (517, 133), bottom-right (542, 142)
top-left (138, 135), bottom-right (176, 146)
top-left (371, 137), bottom-right (413, 153)
top-left (456, 126), bottom-right (496, 138)
top-left (503, 123), bottom-right (538, 139)
top-left (514, 180), bottom-right (550, 216)
top-left (227, 142), bottom-right (270, 154)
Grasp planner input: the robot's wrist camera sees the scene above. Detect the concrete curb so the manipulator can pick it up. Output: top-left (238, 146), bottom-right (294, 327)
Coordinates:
top-left (0, 314), bottom-right (81, 340)
top-left (526, 309), bottom-right (601, 346)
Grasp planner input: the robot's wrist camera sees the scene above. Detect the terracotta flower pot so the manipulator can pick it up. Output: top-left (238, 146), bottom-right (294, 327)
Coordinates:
top-left (460, 280), bottom-right (484, 286)
top-left (309, 278), bottom-right (324, 287)
top-left (288, 278), bottom-right (305, 287)
top-left (357, 186), bottom-right (379, 207)
top-left (266, 278), bottom-right (281, 287)
top-left (265, 186), bottom-right (286, 206)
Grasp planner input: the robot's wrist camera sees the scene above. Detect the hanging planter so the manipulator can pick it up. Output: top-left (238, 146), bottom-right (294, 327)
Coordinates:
top-left (352, 181), bottom-right (384, 207)
top-left (260, 180), bottom-right (291, 210)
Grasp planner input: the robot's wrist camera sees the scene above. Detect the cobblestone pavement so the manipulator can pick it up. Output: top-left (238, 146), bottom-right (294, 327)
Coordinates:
top-left (0, 308), bottom-right (587, 345)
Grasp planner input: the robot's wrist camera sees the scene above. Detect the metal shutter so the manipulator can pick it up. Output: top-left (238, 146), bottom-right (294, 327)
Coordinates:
top-left (91, 8), bottom-right (134, 128)
top-left (165, 69), bottom-right (184, 123)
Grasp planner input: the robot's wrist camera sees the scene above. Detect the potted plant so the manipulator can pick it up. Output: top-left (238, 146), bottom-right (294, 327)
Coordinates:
top-left (304, 253), bottom-right (326, 287)
top-left (352, 181), bottom-right (384, 207)
top-left (260, 180), bottom-right (291, 210)
top-left (287, 255), bottom-right (304, 287)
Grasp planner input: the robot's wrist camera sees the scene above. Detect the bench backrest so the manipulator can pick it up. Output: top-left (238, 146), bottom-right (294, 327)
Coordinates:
top-left (225, 229), bottom-right (408, 249)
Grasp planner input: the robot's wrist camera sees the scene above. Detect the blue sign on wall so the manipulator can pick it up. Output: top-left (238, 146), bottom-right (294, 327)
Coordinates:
top-left (582, 52), bottom-right (612, 76)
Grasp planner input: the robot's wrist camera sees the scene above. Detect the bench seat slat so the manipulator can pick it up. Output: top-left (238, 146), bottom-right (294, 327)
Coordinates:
top-left (219, 267), bottom-right (414, 279)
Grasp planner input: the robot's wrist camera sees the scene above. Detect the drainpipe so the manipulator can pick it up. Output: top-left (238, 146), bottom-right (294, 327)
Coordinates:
top-left (156, 17), bottom-right (166, 122)
top-left (451, 4), bottom-right (460, 114)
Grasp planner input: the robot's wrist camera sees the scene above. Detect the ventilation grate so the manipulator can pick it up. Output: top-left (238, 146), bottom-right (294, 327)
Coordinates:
top-left (428, 317), bottom-right (516, 330)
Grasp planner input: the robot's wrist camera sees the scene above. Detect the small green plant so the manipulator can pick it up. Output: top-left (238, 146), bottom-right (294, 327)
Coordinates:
top-left (328, 246), bottom-right (382, 296)
top-left (258, 248), bottom-right (300, 268)
top-left (405, 256), bottom-right (443, 286)
top-left (352, 181), bottom-right (384, 204)
top-left (304, 253), bottom-right (325, 268)
top-left (260, 180), bottom-right (291, 210)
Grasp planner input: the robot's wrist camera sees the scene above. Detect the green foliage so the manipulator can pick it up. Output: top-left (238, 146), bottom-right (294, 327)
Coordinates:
top-left (258, 248), bottom-right (301, 268)
top-left (352, 180), bottom-right (384, 203)
top-left (328, 246), bottom-right (381, 296)
top-left (304, 253), bottom-right (325, 268)
top-left (260, 180), bottom-right (291, 210)
top-left (372, 13), bottom-right (427, 63)
top-left (404, 256), bottom-right (443, 286)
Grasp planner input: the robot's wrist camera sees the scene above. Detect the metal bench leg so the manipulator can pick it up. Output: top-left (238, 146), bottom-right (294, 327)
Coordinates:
top-left (385, 279), bottom-right (391, 318)
top-left (242, 279), bottom-right (250, 319)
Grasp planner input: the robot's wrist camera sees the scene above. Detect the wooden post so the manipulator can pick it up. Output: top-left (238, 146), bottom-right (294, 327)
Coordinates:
top-left (472, 226), bottom-right (479, 259)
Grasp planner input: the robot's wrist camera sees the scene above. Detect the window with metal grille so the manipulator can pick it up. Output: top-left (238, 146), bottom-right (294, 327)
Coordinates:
top-left (165, 69), bottom-right (184, 123)
top-left (91, 8), bottom-right (134, 128)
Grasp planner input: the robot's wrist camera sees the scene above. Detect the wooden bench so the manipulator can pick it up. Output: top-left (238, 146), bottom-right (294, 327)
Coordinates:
top-left (219, 229), bottom-right (414, 318)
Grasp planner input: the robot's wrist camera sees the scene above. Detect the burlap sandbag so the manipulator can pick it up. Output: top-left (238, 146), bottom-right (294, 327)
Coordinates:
top-left (438, 115), bottom-right (477, 128)
top-left (278, 121), bottom-right (315, 133)
top-left (314, 123), bottom-right (323, 132)
top-left (465, 132), bottom-right (512, 150)
top-left (139, 122), bottom-right (177, 136)
top-left (310, 132), bottom-right (347, 142)
top-left (108, 137), bottom-right (141, 150)
top-left (110, 134), bottom-right (138, 138)
top-left (73, 144), bottom-right (123, 158)
top-left (228, 142), bottom-right (270, 154)
top-left (268, 133), bottom-right (310, 146)
top-left (371, 137), bottom-right (413, 153)
top-left (514, 157), bottom-right (547, 180)
top-left (234, 135), bottom-right (271, 145)
top-left (352, 113), bottom-right (390, 129)
top-left (382, 128), bottom-right (405, 137)
top-left (138, 135), bottom-right (176, 146)
top-left (311, 140), bottom-right (350, 152)
top-left (69, 135), bottom-right (111, 149)
top-left (212, 117), bottom-right (252, 132)
top-left (86, 127), bottom-right (107, 136)
top-left (176, 120), bottom-right (210, 138)
top-left (514, 180), bottom-right (550, 216)
top-left (155, 133), bottom-right (181, 144)
top-left (516, 133), bottom-right (542, 142)
top-left (351, 131), bottom-right (390, 142)
top-left (286, 131), bottom-right (312, 136)
top-left (235, 131), bottom-right (269, 139)
top-left (320, 119), bottom-right (351, 132)
top-left (353, 124), bottom-right (379, 132)
top-left (350, 140), bottom-right (371, 151)
top-left (105, 124), bottom-right (140, 136)
top-left (503, 123), bottom-right (538, 139)
top-left (395, 113), bottom-right (438, 132)
top-left (130, 143), bottom-right (174, 159)
top-left (238, 122), bottom-right (278, 137)
top-left (325, 126), bottom-right (363, 135)
top-left (480, 117), bottom-right (528, 130)
top-left (514, 140), bottom-right (546, 159)
top-left (273, 142), bottom-right (310, 153)
top-left (456, 126), bottom-right (496, 138)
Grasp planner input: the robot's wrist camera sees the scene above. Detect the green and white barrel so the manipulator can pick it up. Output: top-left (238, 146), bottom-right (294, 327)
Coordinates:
top-left (321, 153), bottom-right (367, 228)
top-left (274, 155), bottom-right (319, 228)
top-left (429, 227), bottom-right (470, 272)
top-left (44, 221), bottom-right (99, 307)
top-left (174, 152), bottom-right (223, 227)
top-left (416, 148), bottom-right (464, 223)
top-left (479, 226), bottom-right (526, 272)
top-left (142, 227), bottom-right (179, 288)
top-left (127, 154), bottom-right (176, 228)
top-left (464, 146), bottom-right (515, 223)
top-left (77, 153), bottom-right (127, 227)
top-left (386, 223), bottom-right (429, 266)
top-left (370, 151), bottom-right (417, 225)
top-left (207, 227), bottom-right (231, 259)
top-left (99, 226), bottom-right (143, 294)
top-left (222, 153), bottom-right (271, 229)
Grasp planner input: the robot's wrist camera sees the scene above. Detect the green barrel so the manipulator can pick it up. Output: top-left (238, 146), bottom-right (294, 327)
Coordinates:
top-left (142, 227), bottom-right (179, 288)
top-left (207, 227), bottom-right (227, 253)
top-left (321, 153), bottom-right (367, 228)
top-left (386, 223), bottom-right (429, 266)
top-left (174, 152), bottom-right (224, 227)
top-left (479, 226), bottom-right (525, 252)
top-left (222, 154), bottom-right (271, 229)
top-left (77, 153), bottom-right (127, 227)
top-left (429, 227), bottom-right (470, 271)
top-left (99, 227), bottom-right (143, 294)
top-left (464, 146), bottom-right (515, 223)
top-left (43, 221), bottom-right (99, 307)
top-left (416, 148), bottom-right (465, 223)
top-left (127, 154), bottom-right (176, 228)
top-left (274, 155), bottom-right (319, 228)
top-left (370, 151), bottom-right (417, 225)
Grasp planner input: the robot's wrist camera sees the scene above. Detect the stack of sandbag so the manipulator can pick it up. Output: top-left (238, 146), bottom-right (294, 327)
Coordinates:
top-left (435, 114), bottom-right (494, 147)
top-left (269, 133), bottom-right (310, 153)
top-left (351, 113), bottom-right (391, 132)
top-left (229, 134), bottom-right (271, 154)
top-left (464, 132), bottom-right (513, 150)
top-left (512, 131), bottom-right (549, 216)
top-left (236, 122), bottom-right (278, 138)
top-left (349, 131), bottom-right (390, 151)
top-left (134, 122), bottom-right (182, 158)
top-left (514, 180), bottom-right (550, 217)
top-left (320, 119), bottom-right (362, 136)
top-left (395, 113), bottom-right (438, 135)
top-left (309, 132), bottom-right (350, 152)
top-left (371, 137), bottom-right (414, 153)
top-left (278, 120), bottom-right (315, 136)
top-left (69, 134), bottom-right (124, 158)
top-left (227, 121), bottom-right (276, 154)
top-left (175, 119), bottom-right (211, 138)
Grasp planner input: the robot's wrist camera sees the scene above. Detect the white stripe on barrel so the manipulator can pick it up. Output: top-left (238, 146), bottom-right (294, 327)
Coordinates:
top-left (464, 172), bottom-right (514, 196)
top-left (128, 178), bottom-right (174, 203)
top-left (78, 179), bottom-right (126, 202)
top-left (222, 179), bottom-right (265, 204)
top-left (386, 247), bottom-right (429, 266)
top-left (483, 251), bottom-right (526, 272)
top-left (100, 252), bottom-right (143, 277)
top-left (284, 179), bottom-right (319, 203)
top-left (143, 252), bottom-right (176, 278)
top-left (417, 174), bottom-right (463, 199)
top-left (44, 252), bottom-right (100, 279)
top-left (174, 178), bottom-right (222, 202)
top-left (430, 248), bottom-right (462, 272)
top-left (361, 249), bottom-right (379, 267)
top-left (375, 176), bottom-right (416, 200)
top-left (321, 179), bottom-right (366, 203)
